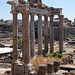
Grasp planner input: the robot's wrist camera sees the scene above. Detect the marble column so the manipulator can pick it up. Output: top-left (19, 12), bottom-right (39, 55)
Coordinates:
top-left (38, 15), bottom-right (42, 56)
top-left (30, 13), bottom-right (35, 57)
top-left (22, 11), bottom-right (30, 64)
top-left (44, 15), bottom-right (48, 53)
top-left (59, 15), bottom-right (64, 53)
top-left (50, 15), bottom-right (54, 53)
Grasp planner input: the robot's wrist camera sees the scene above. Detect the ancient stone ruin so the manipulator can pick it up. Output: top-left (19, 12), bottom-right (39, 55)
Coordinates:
top-left (7, 0), bottom-right (64, 75)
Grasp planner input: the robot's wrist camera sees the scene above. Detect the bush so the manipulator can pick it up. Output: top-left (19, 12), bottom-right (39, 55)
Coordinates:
top-left (18, 39), bottom-right (22, 49)
top-left (42, 49), bottom-right (46, 57)
top-left (52, 52), bottom-right (62, 58)
top-left (70, 34), bottom-right (75, 39)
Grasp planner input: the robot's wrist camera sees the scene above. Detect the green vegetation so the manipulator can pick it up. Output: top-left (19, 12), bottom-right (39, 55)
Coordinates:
top-left (70, 34), bottom-right (75, 39)
top-left (0, 24), bottom-right (9, 32)
top-left (42, 49), bottom-right (46, 57)
top-left (18, 39), bottom-right (22, 49)
top-left (52, 52), bottom-right (63, 58)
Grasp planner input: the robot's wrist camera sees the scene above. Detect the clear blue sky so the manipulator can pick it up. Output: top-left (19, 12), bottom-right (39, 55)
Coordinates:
top-left (0, 0), bottom-right (75, 22)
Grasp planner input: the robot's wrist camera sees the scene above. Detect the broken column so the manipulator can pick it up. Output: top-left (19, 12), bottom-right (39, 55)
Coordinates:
top-left (54, 61), bottom-right (60, 72)
top-left (38, 64), bottom-right (47, 75)
top-left (47, 63), bottom-right (54, 74)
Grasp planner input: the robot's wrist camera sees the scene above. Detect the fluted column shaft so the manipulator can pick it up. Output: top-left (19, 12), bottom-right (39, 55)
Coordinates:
top-left (30, 14), bottom-right (35, 57)
top-left (59, 15), bottom-right (64, 53)
top-left (50, 15), bottom-right (54, 53)
top-left (38, 15), bottom-right (42, 56)
top-left (22, 11), bottom-right (30, 64)
top-left (44, 15), bottom-right (48, 53)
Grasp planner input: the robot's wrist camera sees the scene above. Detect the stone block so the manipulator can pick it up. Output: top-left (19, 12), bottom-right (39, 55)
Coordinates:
top-left (47, 63), bottom-right (54, 74)
top-left (38, 64), bottom-right (47, 75)
top-left (54, 61), bottom-right (60, 72)
top-left (69, 59), bottom-right (73, 64)
top-left (15, 64), bottom-right (24, 75)
top-left (62, 72), bottom-right (70, 75)
top-left (70, 70), bottom-right (75, 75)
top-left (62, 57), bottom-right (67, 64)
top-left (30, 71), bottom-right (37, 75)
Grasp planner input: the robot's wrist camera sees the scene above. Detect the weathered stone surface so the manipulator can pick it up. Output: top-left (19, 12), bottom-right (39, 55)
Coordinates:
top-left (54, 61), bottom-right (60, 72)
top-left (62, 55), bottom-right (71, 64)
top-left (22, 12), bottom-right (30, 64)
top-left (70, 70), bottom-right (75, 75)
top-left (50, 15), bottom-right (54, 53)
top-left (38, 15), bottom-right (42, 56)
top-left (47, 63), bottom-right (54, 74)
top-left (59, 15), bottom-right (64, 53)
top-left (30, 71), bottom-right (37, 75)
top-left (38, 64), bottom-right (47, 75)
top-left (44, 15), bottom-right (48, 53)
top-left (60, 65), bottom-right (75, 71)
top-left (15, 64), bottom-right (24, 75)
top-left (30, 14), bottom-right (35, 57)
top-left (51, 73), bottom-right (57, 75)
top-left (13, 12), bottom-right (18, 61)
top-left (62, 57), bottom-right (67, 64)
top-left (56, 70), bottom-right (69, 75)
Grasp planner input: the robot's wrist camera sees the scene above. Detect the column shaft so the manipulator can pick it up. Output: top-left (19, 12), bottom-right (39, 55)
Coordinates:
top-left (12, 12), bottom-right (18, 75)
top-left (38, 15), bottom-right (42, 56)
top-left (59, 15), bottom-right (64, 53)
top-left (50, 15), bottom-right (54, 53)
top-left (30, 14), bottom-right (35, 57)
top-left (13, 13), bottom-right (18, 60)
top-left (22, 12), bottom-right (30, 64)
top-left (44, 16), bottom-right (48, 53)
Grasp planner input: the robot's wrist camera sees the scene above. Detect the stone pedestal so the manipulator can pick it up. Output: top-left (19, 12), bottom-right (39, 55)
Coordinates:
top-left (30, 14), bottom-right (35, 57)
top-left (38, 15), bottom-right (42, 56)
top-left (62, 57), bottom-right (67, 64)
top-left (38, 64), bottom-right (47, 75)
top-left (15, 64), bottom-right (24, 75)
top-left (59, 15), bottom-right (64, 53)
top-left (50, 15), bottom-right (54, 53)
top-left (15, 64), bottom-right (33, 75)
top-left (54, 61), bottom-right (60, 72)
top-left (11, 63), bottom-right (15, 75)
top-left (44, 15), bottom-right (48, 53)
top-left (47, 63), bottom-right (54, 74)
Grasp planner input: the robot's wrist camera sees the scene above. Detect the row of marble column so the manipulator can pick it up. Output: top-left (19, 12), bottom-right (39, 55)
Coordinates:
top-left (12, 11), bottom-right (64, 65)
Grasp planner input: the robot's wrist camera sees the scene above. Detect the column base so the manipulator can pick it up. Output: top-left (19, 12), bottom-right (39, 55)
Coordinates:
top-left (13, 63), bottom-right (33, 75)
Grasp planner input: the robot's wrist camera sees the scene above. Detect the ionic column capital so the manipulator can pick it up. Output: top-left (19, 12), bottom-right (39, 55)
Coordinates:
top-left (44, 15), bottom-right (48, 17)
top-left (11, 11), bottom-right (18, 14)
top-left (30, 13), bottom-right (35, 16)
top-left (50, 15), bottom-right (54, 18)
top-left (58, 15), bottom-right (64, 18)
top-left (37, 14), bottom-right (42, 17)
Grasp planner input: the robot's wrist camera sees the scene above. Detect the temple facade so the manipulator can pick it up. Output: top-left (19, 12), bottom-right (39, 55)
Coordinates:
top-left (7, 0), bottom-right (64, 75)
